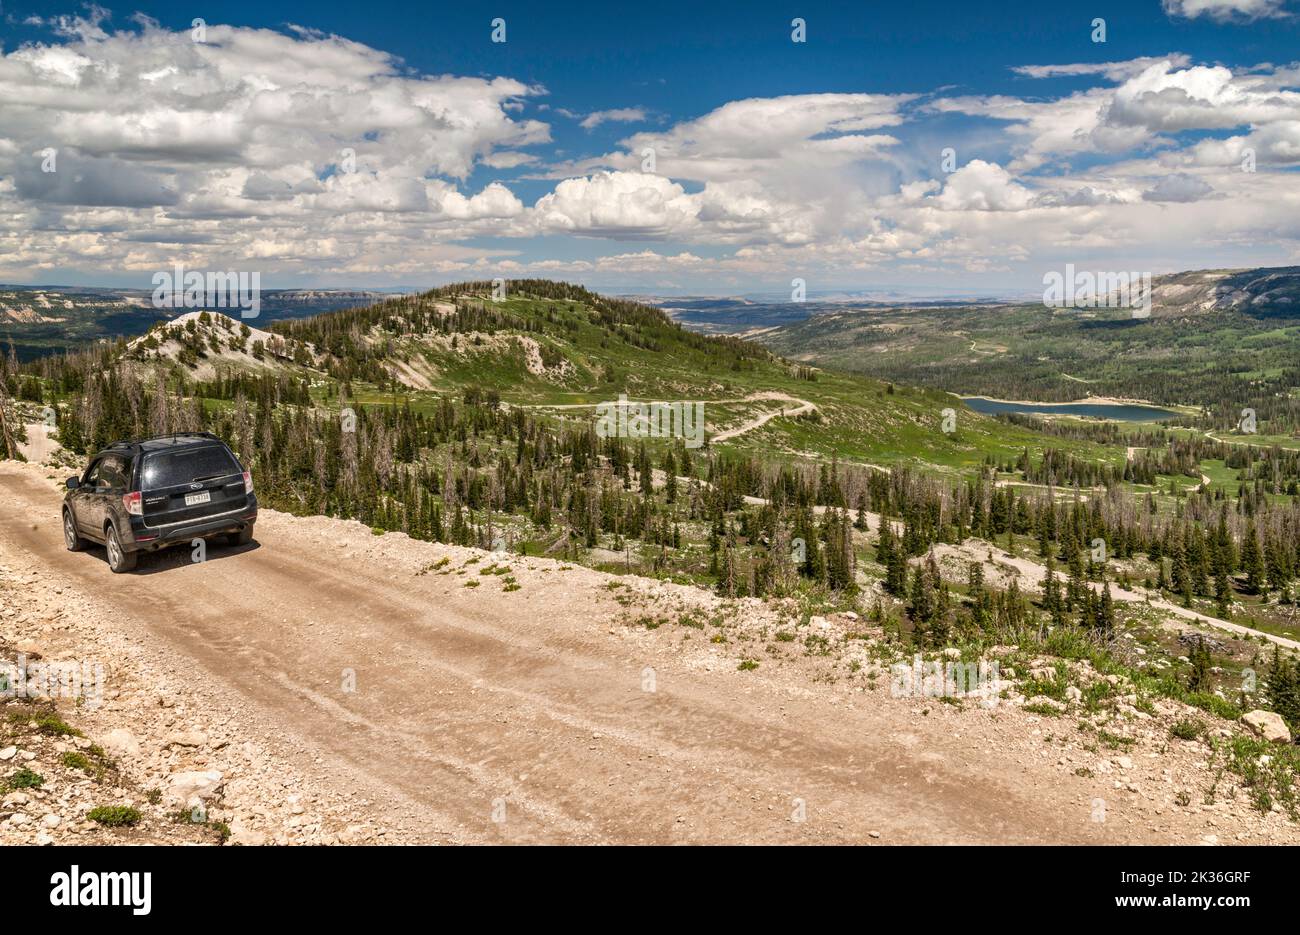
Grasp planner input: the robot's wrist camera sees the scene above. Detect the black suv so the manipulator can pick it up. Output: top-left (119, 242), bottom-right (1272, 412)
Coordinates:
top-left (63, 433), bottom-right (257, 573)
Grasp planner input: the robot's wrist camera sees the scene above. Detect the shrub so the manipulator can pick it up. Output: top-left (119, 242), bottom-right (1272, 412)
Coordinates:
top-left (87, 805), bottom-right (142, 827)
top-left (3, 767), bottom-right (44, 791)
top-left (10, 711), bottom-right (81, 737)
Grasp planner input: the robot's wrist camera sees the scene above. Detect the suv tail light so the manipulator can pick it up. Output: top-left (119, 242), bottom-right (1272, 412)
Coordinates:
top-left (122, 490), bottom-right (142, 516)
top-left (242, 470), bottom-right (253, 496)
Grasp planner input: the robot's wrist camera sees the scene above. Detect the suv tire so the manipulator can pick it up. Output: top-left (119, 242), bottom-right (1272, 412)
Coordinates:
top-left (106, 525), bottom-right (137, 573)
top-left (63, 509), bottom-right (86, 552)
top-left (228, 524), bottom-right (254, 547)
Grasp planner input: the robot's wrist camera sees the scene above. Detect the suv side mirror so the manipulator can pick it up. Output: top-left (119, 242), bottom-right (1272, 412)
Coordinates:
top-left (65, 477), bottom-right (79, 490)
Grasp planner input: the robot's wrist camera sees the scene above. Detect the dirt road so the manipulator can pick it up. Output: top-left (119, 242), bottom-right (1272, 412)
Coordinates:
top-left (0, 461), bottom-right (1285, 844)
top-left (709, 392), bottom-right (816, 443)
top-left (514, 392), bottom-right (817, 445)
top-left (18, 422), bottom-right (58, 464)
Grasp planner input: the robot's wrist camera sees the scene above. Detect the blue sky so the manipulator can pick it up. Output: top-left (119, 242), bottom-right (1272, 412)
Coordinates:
top-left (2, 0), bottom-right (1299, 293)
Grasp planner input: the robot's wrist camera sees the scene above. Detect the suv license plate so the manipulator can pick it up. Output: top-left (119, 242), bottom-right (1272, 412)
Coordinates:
top-left (184, 491), bottom-right (211, 507)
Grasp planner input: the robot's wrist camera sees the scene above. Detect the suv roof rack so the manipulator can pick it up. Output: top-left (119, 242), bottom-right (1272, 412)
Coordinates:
top-left (105, 432), bottom-right (223, 451)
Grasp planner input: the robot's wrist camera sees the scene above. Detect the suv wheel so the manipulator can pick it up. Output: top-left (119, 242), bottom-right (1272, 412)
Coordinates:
top-left (63, 509), bottom-right (85, 552)
top-left (105, 526), bottom-right (137, 573)
top-left (227, 524), bottom-right (254, 547)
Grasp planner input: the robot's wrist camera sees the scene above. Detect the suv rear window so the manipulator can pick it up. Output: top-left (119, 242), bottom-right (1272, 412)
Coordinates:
top-left (140, 445), bottom-right (241, 489)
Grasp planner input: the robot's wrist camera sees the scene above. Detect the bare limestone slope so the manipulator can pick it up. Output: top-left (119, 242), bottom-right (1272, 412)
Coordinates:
top-left (1, 460), bottom-right (1295, 845)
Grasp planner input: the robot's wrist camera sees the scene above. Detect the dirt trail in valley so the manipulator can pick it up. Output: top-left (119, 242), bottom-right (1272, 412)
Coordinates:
top-left (707, 393), bottom-right (817, 443)
top-left (0, 460), bottom-right (1288, 844)
top-left (515, 392), bottom-right (817, 445)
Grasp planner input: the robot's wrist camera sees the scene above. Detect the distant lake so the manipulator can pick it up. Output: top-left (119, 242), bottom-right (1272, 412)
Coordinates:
top-left (961, 397), bottom-right (1178, 422)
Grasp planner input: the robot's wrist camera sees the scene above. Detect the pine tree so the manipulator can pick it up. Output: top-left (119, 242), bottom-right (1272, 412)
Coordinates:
top-left (1267, 647), bottom-right (1300, 731)
top-left (1242, 521), bottom-right (1266, 595)
top-left (854, 493), bottom-right (869, 532)
top-left (908, 565), bottom-right (935, 642)
top-left (1094, 581), bottom-right (1115, 638)
top-left (716, 543), bottom-right (738, 598)
top-left (1043, 559), bottom-right (1065, 627)
top-left (1186, 637), bottom-right (1212, 693)
top-left (1215, 565), bottom-right (1233, 618)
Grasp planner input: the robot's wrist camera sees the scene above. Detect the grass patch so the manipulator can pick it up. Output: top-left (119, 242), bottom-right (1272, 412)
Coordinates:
top-left (1097, 729), bottom-right (1136, 749)
top-left (1019, 668), bottom-right (1067, 701)
top-left (9, 710), bottom-right (82, 737)
top-left (87, 805), bottom-right (142, 827)
top-left (1023, 702), bottom-right (1065, 717)
top-left (2, 767), bottom-right (44, 792)
top-left (61, 746), bottom-right (115, 780)
top-left (804, 634), bottom-right (832, 656)
top-left (1208, 735), bottom-right (1300, 818)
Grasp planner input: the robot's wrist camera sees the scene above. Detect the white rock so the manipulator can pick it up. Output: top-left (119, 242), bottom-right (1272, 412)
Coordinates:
top-left (1240, 710), bottom-right (1291, 744)
top-left (165, 730), bottom-right (208, 748)
top-left (100, 728), bottom-right (140, 758)
top-left (166, 769), bottom-right (224, 807)
top-left (0, 746), bottom-right (16, 761)
top-left (230, 826), bottom-right (268, 846)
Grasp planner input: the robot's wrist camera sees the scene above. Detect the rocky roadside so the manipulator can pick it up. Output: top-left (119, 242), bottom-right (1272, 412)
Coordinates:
top-left (597, 581), bottom-right (1300, 844)
top-left (0, 535), bottom-right (404, 846)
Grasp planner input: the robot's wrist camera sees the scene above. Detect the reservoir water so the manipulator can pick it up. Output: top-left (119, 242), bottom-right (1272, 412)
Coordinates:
top-left (961, 397), bottom-right (1178, 422)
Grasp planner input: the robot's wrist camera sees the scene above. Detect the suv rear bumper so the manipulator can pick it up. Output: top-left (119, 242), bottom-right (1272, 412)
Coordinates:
top-left (124, 500), bottom-right (258, 552)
